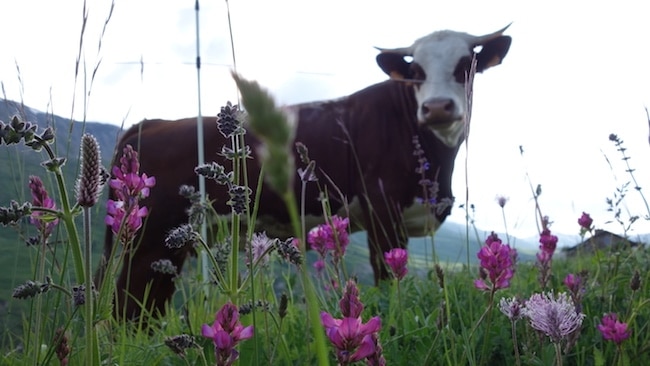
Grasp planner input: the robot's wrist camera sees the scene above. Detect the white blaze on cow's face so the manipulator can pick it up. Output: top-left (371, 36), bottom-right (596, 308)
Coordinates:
top-left (376, 26), bottom-right (512, 147)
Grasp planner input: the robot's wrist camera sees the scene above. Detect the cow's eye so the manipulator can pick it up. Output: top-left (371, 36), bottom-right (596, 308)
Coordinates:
top-left (453, 56), bottom-right (473, 83)
top-left (410, 63), bottom-right (425, 82)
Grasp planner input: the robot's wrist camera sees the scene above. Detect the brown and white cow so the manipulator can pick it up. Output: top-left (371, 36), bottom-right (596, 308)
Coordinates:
top-left (100, 26), bottom-right (511, 319)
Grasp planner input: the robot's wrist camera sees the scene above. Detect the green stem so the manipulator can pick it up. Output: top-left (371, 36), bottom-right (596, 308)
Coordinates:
top-left (283, 189), bottom-right (329, 366)
top-left (82, 207), bottom-right (98, 366)
top-left (554, 342), bottom-right (563, 366)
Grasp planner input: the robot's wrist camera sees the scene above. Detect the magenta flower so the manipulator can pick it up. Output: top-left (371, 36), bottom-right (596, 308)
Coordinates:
top-left (474, 232), bottom-right (517, 292)
top-left (597, 313), bottom-right (631, 345)
top-left (105, 145), bottom-right (155, 244)
top-left (563, 273), bottom-right (580, 293)
top-left (321, 279), bottom-right (385, 365)
top-left (577, 212), bottom-right (593, 231)
top-left (28, 175), bottom-right (59, 240)
top-left (201, 302), bottom-right (254, 366)
top-left (536, 228), bottom-right (558, 288)
top-left (308, 215), bottom-right (350, 260)
top-left (522, 292), bottom-right (585, 344)
top-left (384, 248), bottom-right (408, 280)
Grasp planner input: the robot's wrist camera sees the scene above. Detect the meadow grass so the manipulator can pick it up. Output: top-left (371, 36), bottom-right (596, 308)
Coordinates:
top-left (1, 78), bottom-right (649, 366)
top-left (1, 3), bottom-right (649, 363)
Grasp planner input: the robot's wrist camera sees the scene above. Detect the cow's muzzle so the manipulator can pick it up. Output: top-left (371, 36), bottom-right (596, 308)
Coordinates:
top-left (420, 98), bottom-right (460, 125)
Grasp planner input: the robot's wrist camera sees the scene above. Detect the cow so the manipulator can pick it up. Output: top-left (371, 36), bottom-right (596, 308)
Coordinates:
top-left (99, 26), bottom-right (511, 320)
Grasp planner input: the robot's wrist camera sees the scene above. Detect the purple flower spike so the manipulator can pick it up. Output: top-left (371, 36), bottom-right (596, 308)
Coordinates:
top-left (201, 302), bottom-right (254, 366)
top-left (598, 313), bottom-right (631, 345)
top-left (474, 232), bottom-right (517, 292)
top-left (384, 248), bottom-right (408, 280)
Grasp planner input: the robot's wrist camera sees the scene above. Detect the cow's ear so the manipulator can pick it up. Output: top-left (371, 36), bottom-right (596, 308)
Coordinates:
top-left (475, 35), bottom-right (512, 72)
top-left (376, 53), bottom-right (412, 80)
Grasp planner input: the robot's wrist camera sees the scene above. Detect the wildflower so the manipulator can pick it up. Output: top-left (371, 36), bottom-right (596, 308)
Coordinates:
top-left (29, 175), bottom-right (59, 240)
top-left (537, 228), bottom-right (558, 288)
top-left (308, 215), bottom-right (350, 263)
top-left (597, 313), bottom-right (631, 345)
top-left (577, 212), bottom-right (593, 231)
top-left (474, 232), bottom-right (517, 292)
top-left (563, 273), bottom-right (581, 294)
top-left (75, 134), bottom-right (103, 207)
top-left (53, 327), bottom-right (71, 366)
top-left (522, 292), bottom-right (585, 344)
top-left (630, 270), bottom-right (641, 292)
top-left (165, 224), bottom-right (199, 249)
top-left (247, 232), bottom-right (276, 267)
top-left (227, 185), bottom-right (251, 215)
top-left (313, 259), bottom-right (325, 273)
top-left (384, 248), bottom-right (408, 280)
top-left (321, 280), bottom-right (384, 365)
top-left (0, 200), bottom-right (31, 226)
top-left (165, 334), bottom-right (198, 357)
top-left (0, 116), bottom-right (37, 145)
top-left (72, 284), bottom-right (94, 306)
top-left (216, 101), bottom-right (244, 138)
top-left (499, 296), bottom-right (523, 321)
top-left (278, 293), bottom-right (289, 319)
top-left (105, 200), bottom-right (148, 244)
top-left (105, 144), bottom-right (155, 244)
top-left (151, 259), bottom-right (178, 275)
top-left (496, 195), bottom-right (508, 208)
top-left (201, 302), bottom-right (254, 366)
top-left (276, 238), bottom-right (302, 266)
top-left (12, 279), bottom-right (49, 299)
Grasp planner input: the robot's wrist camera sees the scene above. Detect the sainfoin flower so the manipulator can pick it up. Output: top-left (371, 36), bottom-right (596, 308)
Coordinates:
top-left (522, 292), bottom-right (585, 344)
top-left (201, 302), bottom-right (254, 366)
top-left (597, 313), bottom-right (631, 345)
top-left (474, 232), bottom-right (517, 292)
top-left (29, 175), bottom-right (59, 240)
top-left (105, 144), bottom-right (155, 244)
top-left (321, 279), bottom-right (385, 365)
top-left (577, 212), bottom-right (593, 231)
top-left (384, 248), bottom-right (408, 280)
top-left (308, 215), bottom-right (350, 262)
top-left (536, 228), bottom-right (558, 288)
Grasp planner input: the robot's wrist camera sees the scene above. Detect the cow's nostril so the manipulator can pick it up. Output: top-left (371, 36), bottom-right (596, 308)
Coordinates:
top-left (421, 98), bottom-right (455, 123)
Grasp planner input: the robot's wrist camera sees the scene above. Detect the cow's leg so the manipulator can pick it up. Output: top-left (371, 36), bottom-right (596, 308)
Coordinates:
top-left (360, 196), bottom-right (407, 284)
top-left (114, 247), bottom-right (186, 320)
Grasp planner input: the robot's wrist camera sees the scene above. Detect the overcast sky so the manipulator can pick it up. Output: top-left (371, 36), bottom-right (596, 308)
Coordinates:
top-left (2, 0), bottom-right (650, 243)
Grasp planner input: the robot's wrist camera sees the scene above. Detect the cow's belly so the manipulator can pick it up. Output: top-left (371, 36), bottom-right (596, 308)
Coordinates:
top-left (229, 198), bottom-right (440, 239)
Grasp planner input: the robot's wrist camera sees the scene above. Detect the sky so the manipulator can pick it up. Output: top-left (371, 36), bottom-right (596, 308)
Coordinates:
top-left (2, 0), bottom-right (650, 244)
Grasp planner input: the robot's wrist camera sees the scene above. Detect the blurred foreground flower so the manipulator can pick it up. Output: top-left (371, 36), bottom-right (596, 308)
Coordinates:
top-left (597, 313), bottom-right (631, 345)
top-left (321, 280), bottom-right (385, 365)
top-left (201, 302), bottom-right (254, 366)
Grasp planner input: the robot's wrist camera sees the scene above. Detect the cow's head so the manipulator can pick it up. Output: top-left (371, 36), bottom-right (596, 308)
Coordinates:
top-left (376, 25), bottom-right (511, 147)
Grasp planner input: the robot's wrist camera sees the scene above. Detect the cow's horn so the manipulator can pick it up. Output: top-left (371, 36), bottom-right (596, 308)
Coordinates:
top-left (374, 46), bottom-right (413, 56)
top-left (472, 23), bottom-right (512, 45)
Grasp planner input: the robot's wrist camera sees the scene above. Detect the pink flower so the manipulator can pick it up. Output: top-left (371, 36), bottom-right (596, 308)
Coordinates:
top-left (106, 145), bottom-right (155, 244)
top-left (28, 175), bottom-right (59, 240)
top-left (563, 273), bottom-right (580, 294)
top-left (597, 313), bottom-right (631, 345)
top-left (537, 228), bottom-right (558, 288)
top-left (474, 232), bottom-right (517, 292)
top-left (201, 302), bottom-right (254, 366)
top-left (384, 248), bottom-right (408, 280)
top-left (577, 212), bottom-right (593, 230)
top-left (320, 280), bottom-right (385, 365)
top-left (308, 215), bottom-right (350, 261)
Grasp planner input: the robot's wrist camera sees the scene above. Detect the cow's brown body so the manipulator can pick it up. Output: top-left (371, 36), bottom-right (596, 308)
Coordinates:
top-left (100, 27), bottom-right (511, 320)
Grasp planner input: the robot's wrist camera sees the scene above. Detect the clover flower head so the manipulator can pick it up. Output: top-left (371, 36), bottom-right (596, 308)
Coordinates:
top-left (522, 292), bottom-right (585, 344)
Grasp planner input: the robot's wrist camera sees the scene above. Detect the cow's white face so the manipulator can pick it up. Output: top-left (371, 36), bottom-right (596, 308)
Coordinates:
top-left (376, 26), bottom-right (511, 147)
